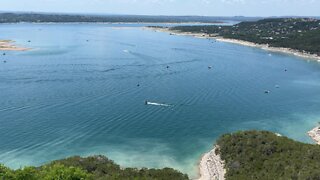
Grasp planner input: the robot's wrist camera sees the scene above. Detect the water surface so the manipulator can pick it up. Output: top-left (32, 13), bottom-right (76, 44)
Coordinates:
top-left (1, 23), bottom-right (320, 177)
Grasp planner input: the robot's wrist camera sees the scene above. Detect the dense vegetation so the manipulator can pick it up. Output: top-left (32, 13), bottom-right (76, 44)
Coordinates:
top-left (0, 155), bottom-right (188, 180)
top-left (216, 131), bottom-right (320, 180)
top-left (0, 13), bottom-right (232, 23)
top-left (170, 18), bottom-right (320, 55)
top-left (3, 131), bottom-right (320, 180)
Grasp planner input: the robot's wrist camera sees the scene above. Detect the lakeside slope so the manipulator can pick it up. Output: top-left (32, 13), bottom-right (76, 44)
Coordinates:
top-left (149, 18), bottom-right (320, 61)
top-left (147, 26), bottom-right (320, 61)
top-left (199, 130), bottom-right (320, 180)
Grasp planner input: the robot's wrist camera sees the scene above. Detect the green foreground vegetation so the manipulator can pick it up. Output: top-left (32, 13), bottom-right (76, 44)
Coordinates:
top-left (0, 155), bottom-right (188, 180)
top-left (2, 131), bottom-right (320, 179)
top-left (170, 18), bottom-right (320, 55)
top-left (217, 131), bottom-right (320, 180)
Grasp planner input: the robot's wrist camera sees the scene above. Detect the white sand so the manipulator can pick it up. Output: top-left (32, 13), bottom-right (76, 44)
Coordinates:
top-left (198, 146), bottom-right (226, 180)
top-left (147, 27), bottom-right (320, 61)
top-left (215, 38), bottom-right (320, 61)
top-left (308, 126), bottom-right (320, 145)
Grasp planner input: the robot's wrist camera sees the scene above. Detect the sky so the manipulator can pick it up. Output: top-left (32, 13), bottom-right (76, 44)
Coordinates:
top-left (0, 0), bottom-right (319, 17)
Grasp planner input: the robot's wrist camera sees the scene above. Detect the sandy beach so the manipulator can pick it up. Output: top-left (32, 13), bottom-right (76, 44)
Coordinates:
top-left (147, 27), bottom-right (320, 62)
top-left (198, 146), bottom-right (226, 180)
top-left (0, 40), bottom-right (30, 51)
top-left (308, 126), bottom-right (320, 145)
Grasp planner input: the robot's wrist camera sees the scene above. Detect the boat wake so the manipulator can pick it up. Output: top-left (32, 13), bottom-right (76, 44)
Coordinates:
top-left (145, 101), bottom-right (171, 107)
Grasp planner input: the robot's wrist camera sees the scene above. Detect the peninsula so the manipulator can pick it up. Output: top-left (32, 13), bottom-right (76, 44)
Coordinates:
top-left (199, 130), bottom-right (320, 180)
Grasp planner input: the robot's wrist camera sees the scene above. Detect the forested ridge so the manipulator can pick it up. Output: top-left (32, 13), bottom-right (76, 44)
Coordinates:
top-left (217, 131), bottom-right (320, 180)
top-left (171, 18), bottom-right (320, 55)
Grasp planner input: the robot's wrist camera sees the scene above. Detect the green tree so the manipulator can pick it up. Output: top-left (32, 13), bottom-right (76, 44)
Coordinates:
top-left (39, 164), bottom-right (91, 180)
top-left (0, 164), bottom-right (16, 179)
top-left (15, 167), bottom-right (38, 180)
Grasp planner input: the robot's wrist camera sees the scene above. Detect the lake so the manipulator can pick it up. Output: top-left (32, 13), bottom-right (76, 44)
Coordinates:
top-left (1, 23), bottom-right (320, 178)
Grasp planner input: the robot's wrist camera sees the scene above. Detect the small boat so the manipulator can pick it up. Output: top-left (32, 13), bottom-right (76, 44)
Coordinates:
top-left (166, 65), bottom-right (170, 69)
top-left (144, 101), bottom-right (171, 107)
top-left (275, 85), bottom-right (280, 88)
top-left (208, 66), bottom-right (212, 69)
top-left (264, 90), bottom-right (270, 94)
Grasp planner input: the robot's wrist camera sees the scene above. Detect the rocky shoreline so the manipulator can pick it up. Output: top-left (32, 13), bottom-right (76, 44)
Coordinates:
top-left (198, 146), bottom-right (226, 180)
top-left (308, 126), bottom-right (320, 145)
top-left (196, 129), bottom-right (317, 180)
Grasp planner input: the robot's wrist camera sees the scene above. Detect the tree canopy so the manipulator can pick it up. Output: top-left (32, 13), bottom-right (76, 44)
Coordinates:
top-left (217, 131), bottom-right (320, 180)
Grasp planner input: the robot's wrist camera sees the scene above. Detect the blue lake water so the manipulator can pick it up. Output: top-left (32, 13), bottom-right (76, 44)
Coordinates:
top-left (0, 23), bottom-right (320, 177)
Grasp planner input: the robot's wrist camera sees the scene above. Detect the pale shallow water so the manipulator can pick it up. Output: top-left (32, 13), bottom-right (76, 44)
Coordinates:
top-left (0, 23), bottom-right (320, 178)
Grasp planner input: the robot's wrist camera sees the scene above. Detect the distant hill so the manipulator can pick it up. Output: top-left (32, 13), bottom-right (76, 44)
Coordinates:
top-left (0, 13), bottom-right (261, 23)
top-left (216, 131), bottom-right (320, 179)
top-left (171, 18), bottom-right (320, 55)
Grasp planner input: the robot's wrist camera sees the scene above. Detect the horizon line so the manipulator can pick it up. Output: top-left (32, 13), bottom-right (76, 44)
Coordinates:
top-left (1, 10), bottom-right (319, 19)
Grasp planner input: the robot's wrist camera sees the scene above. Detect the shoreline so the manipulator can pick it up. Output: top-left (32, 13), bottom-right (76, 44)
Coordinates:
top-left (308, 126), bottom-right (320, 145)
top-left (0, 40), bottom-right (30, 51)
top-left (198, 146), bottom-right (226, 180)
top-left (147, 27), bottom-right (320, 62)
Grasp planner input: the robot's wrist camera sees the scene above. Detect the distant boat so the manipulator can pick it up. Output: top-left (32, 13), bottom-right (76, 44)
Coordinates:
top-left (208, 66), bottom-right (212, 69)
top-left (264, 90), bottom-right (270, 94)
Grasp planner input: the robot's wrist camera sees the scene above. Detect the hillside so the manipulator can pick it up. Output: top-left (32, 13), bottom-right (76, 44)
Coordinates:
top-left (216, 131), bottom-right (320, 180)
top-left (170, 18), bottom-right (320, 55)
top-left (2, 131), bottom-right (320, 179)
top-left (0, 155), bottom-right (188, 180)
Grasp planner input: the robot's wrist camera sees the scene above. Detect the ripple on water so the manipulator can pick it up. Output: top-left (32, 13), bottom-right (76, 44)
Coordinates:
top-left (1, 24), bottom-right (320, 178)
